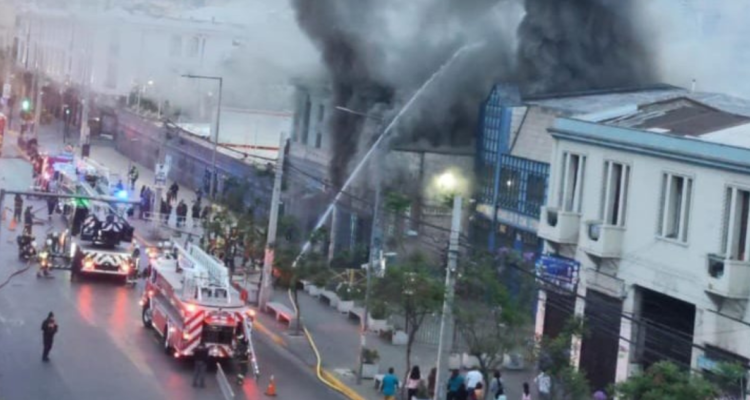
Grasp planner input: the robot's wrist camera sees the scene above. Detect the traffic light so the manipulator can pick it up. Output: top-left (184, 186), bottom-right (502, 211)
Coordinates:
top-left (21, 98), bottom-right (30, 111)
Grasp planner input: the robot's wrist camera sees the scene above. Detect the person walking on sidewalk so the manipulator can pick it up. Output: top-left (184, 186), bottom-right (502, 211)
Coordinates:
top-left (201, 204), bottom-right (211, 226)
top-left (168, 182), bottom-right (179, 204)
top-left (41, 312), bottom-right (58, 362)
top-left (447, 369), bottom-right (465, 400)
top-left (128, 166), bottom-right (139, 190)
top-left (406, 366), bottom-right (422, 400)
top-left (522, 382), bottom-right (531, 400)
top-left (192, 342), bottom-right (209, 388)
top-left (381, 367), bottom-right (399, 400)
top-left (535, 369), bottom-right (551, 400)
top-left (176, 200), bottom-right (188, 228)
top-left (466, 366), bottom-right (483, 400)
top-left (46, 197), bottom-right (57, 221)
top-left (489, 370), bottom-right (504, 399)
top-left (191, 201), bottom-right (201, 228)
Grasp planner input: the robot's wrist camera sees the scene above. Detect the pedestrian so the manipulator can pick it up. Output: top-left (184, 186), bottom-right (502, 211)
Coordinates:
top-left (447, 369), bottom-right (465, 400)
top-left (201, 204), bottom-right (211, 226)
top-left (169, 182), bottom-right (179, 203)
top-left (176, 200), bottom-right (185, 227)
top-left (24, 206), bottom-right (34, 234)
top-left (381, 367), bottom-right (399, 400)
top-left (140, 185), bottom-right (146, 199)
top-left (13, 194), bottom-right (23, 222)
top-left (191, 201), bottom-right (201, 228)
top-left (535, 369), bottom-right (551, 400)
top-left (46, 197), bottom-right (57, 221)
top-left (522, 382), bottom-right (531, 400)
top-left (407, 366), bottom-right (422, 400)
top-left (160, 198), bottom-right (169, 225)
top-left (465, 366), bottom-right (483, 400)
top-left (489, 370), bottom-right (504, 399)
top-left (195, 188), bottom-right (203, 205)
top-left (128, 166), bottom-right (139, 190)
top-left (192, 342), bottom-right (209, 388)
top-left (41, 312), bottom-right (58, 362)
top-left (474, 382), bottom-right (485, 400)
top-left (116, 179), bottom-right (125, 192)
top-left (427, 367), bottom-right (437, 399)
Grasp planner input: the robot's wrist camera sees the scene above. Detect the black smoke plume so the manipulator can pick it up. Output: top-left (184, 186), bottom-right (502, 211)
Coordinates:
top-left (291, 0), bottom-right (655, 187)
top-left (517, 0), bottom-right (656, 94)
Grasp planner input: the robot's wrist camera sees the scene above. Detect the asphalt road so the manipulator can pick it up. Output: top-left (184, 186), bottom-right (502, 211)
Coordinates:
top-left (0, 150), bottom-right (342, 400)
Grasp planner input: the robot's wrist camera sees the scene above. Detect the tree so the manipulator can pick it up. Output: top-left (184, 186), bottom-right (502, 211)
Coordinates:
top-left (536, 318), bottom-right (590, 400)
top-left (274, 229), bottom-right (330, 335)
top-left (453, 251), bottom-right (534, 387)
top-left (373, 252), bottom-right (444, 392)
top-left (384, 191), bottom-right (411, 249)
top-left (615, 361), bottom-right (717, 400)
top-left (713, 362), bottom-right (748, 399)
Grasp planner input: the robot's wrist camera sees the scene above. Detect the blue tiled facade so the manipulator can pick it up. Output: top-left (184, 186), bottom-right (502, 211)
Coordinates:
top-left (475, 84), bottom-right (550, 253)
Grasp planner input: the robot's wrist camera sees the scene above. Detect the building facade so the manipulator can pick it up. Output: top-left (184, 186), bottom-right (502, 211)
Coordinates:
top-left (537, 97), bottom-right (750, 392)
top-left (14, 7), bottom-right (242, 98)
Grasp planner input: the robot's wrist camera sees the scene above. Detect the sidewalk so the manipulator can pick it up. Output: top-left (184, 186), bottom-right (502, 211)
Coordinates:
top-left (255, 286), bottom-right (535, 400)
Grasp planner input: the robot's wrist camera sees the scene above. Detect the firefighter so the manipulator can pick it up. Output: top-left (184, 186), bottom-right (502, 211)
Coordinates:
top-left (41, 312), bottom-right (58, 362)
top-left (46, 196), bottom-right (58, 221)
top-left (191, 200), bottom-right (201, 228)
top-left (235, 330), bottom-right (250, 384)
top-left (192, 342), bottom-right (209, 388)
top-left (24, 206), bottom-right (34, 234)
top-left (13, 194), bottom-right (23, 222)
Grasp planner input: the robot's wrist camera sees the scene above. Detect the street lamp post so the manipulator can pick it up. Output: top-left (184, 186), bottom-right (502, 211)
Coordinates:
top-left (433, 172), bottom-right (462, 400)
top-left (181, 74), bottom-right (223, 200)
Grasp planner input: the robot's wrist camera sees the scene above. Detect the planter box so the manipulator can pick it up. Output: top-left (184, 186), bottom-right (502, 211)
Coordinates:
top-left (308, 285), bottom-right (322, 297)
top-left (337, 300), bottom-right (354, 313)
top-left (361, 363), bottom-right (379, 379)
top-left (368, 317), bottom-right (389, 333)
top-left (392, 330), bottom-right (408, 346)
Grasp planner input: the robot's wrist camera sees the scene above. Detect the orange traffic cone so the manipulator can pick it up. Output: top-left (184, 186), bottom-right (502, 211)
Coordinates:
top-left (265, 375), bottom-right (277, 397)
top-left (8, 217), bottom-right (16, 231)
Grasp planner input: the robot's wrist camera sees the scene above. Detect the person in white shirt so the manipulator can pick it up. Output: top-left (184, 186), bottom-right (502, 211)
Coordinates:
top-left (465, 366), bottom-right (483, 399)
top-left (535, 370), bottom-right (551, 400)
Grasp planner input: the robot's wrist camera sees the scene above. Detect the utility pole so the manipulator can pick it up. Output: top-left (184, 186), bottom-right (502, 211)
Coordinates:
top-left (258, 133), bottom-right (288, 311)
top-left (357, 185), bottom-right (381, 384)
top-left (32, 56), bottom-right (42, 140)
top-left (433, 195), bottom-right (462, 400)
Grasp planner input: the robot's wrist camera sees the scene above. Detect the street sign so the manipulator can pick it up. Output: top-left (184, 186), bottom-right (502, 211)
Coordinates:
top-left (164, 154), bottom-right (173, 169)
top-left (535, 254), bottom-right (580, 292)
top-left (2, 83), bottom-right (11, 99)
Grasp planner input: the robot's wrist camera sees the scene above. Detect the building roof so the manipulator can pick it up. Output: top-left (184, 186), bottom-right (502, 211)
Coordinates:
top-left (600, 97), bottom-right (750, 136)
top-left (524, 85), bottom-right (750, 118)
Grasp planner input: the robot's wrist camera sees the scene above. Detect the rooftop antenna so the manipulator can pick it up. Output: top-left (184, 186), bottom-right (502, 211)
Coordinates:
top-left (691, 79), bottom-right (697, 92)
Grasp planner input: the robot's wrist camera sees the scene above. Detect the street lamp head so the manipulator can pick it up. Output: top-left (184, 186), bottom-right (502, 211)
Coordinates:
top-left (147, 80), bottom-right (154, 86)
top-left (437, 172), bottom-right (458, 192)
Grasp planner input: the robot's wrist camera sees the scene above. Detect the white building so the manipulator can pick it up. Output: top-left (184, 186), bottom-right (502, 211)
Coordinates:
top-left (14, 6), bottom-right (243, 98)
top-left (537, 96), bottom-right (750, 391)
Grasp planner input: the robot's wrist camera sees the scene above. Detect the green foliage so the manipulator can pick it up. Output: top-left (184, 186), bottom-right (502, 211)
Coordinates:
top-left (330, 245), bottom-right (369, 270)
top-left (336, 283), bottom-right (363, 301)
top-left (384, 191), bottom-right (411, 214)
top-left (453, 251), bottom-right (533, 379)
top-left (615, 361), bottom-right (718, 400)
top-left (536, 318), bottom-right (590, 400)
top-left (713, 362), bottom-right (748, 398)
top-left (362, 348), bottom-right (380, 364)
top-left (369, 300), bottom-right (388, 320)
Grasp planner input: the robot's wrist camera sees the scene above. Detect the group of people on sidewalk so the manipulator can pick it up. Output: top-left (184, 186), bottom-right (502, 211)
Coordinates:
top-left (137, 182), bottom-right (210, 228)
top-left (380, 365), bottom-right (538, 400)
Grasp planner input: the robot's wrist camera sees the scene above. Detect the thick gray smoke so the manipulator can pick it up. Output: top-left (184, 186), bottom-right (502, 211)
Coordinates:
top-left (292, 0), bottom-right (656, 187)
top-left (517, 0), bottom-right (656, 94)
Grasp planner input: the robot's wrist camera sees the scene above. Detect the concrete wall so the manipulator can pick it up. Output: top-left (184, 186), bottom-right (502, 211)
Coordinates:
top-left (115, 110), bottom-right (273, 214)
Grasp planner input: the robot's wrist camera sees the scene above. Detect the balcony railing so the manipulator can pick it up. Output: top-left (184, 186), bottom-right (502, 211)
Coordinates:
top-left (706, 254), bottom-right (750, 299)
top-left (537, 207), bottom-right (580, 245)
top-left (580, 220), bottom-right (624, 258)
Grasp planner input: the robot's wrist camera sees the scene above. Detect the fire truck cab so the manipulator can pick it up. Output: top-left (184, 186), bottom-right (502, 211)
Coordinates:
top-left (140, 241), bottom-right (256, 361)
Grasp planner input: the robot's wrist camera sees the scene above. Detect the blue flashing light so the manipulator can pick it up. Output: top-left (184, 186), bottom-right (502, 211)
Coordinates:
top-left (116, 190), bottom-right (129, 200)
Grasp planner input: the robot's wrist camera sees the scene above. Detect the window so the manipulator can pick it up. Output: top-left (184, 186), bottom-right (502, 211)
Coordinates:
top-left (301, 98), bottom-right (312, 145)
top-left (658, 173), bottom-right (693, 242)
top-left (722, 187), bottom-right (750, 261)
top-left (315, 132), bottom-right (322, 149)
top-left (498, 168), bottom-right (520, 209)
top-left (527, 174), bottom-right (547, 213)
top-left (169, 35), bottom-right (182, 57)
top-left (318, 105), bottom-right (325, 121)
top-left (188, 36), bottom-right (200, 58)
top-left (600, 161), bottom-right (630, 226)
top-left (557, 152), bottom-right (586, 212)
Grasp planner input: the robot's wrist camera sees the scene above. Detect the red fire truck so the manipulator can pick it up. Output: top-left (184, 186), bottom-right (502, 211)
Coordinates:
top-left (140, 241), bottom-right (258, 369)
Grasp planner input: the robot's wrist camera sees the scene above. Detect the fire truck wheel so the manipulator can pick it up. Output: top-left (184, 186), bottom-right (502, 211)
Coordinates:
top-left (141, 305), bottom-right (152, 329)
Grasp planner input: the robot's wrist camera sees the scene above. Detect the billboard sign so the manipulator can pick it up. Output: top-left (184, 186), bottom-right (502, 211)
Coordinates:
top-left (535, 254), bottom-right (580, 292)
